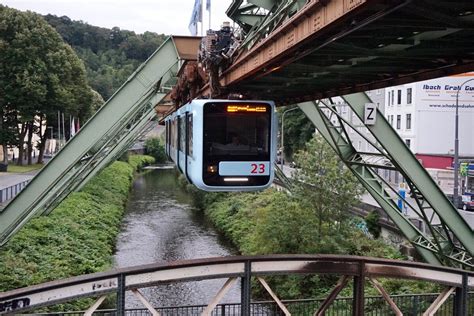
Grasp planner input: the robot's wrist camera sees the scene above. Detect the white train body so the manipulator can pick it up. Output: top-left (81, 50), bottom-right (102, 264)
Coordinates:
top-left (165, 99), bottom-right (277, 191)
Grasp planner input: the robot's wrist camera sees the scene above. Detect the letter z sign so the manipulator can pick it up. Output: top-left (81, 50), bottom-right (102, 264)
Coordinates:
top-left (364, 103), bottom-right (377, 125)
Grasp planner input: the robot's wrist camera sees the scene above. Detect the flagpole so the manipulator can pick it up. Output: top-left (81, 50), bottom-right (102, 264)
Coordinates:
top-left (62, 112), bottom-right (65, 143)
top-left (57, 111), bottom-right (61, 151)
top-left (208, 0), bottom-right (211, 31)
top-left (201, 0), bottom-right (204, 35)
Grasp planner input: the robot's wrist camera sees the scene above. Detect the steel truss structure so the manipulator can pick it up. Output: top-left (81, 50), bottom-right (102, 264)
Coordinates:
top-left (0, 255), bottom-right (472, 316)
top-left (298, 93), bottom-right (474, 269)
top-left (0, 36), bottom-right (201, 246)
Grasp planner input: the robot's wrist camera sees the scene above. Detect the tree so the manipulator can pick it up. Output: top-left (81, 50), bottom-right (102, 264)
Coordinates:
top-left (292, 134), bottom-right (363, 237)
top-left (144, 137), bottom-right (167, 163)
top-left (0, 6), bottom-right (94, 165)
top-left (280, 108), bottom-right (314, 160)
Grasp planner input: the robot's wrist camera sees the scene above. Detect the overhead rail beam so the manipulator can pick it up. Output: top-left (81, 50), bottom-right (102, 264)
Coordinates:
top-left (0, 36), bottom-right (200, 246)
top-left (217, 0), bottom-right (474, 104)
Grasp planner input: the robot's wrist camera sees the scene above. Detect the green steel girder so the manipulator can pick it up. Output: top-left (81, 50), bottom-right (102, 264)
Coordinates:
top-left (248, 0), bottom-right (275, 11)
top-left (341, 93), bottom-right (473, 256)
top-left (73, 98), bottom-right (164, 194)
top-left (235, 14), bottom-right (267, 27)
top-left (298, 94), bottom-right (474, 269)
top-left (42, 95), bottom-right (165, 215)
top-left (240, 0), bottom-right (297, 51)
top-left (0, 37), bottom-right (182, 246)
top-left (297, 100), bottom-right (443, 266)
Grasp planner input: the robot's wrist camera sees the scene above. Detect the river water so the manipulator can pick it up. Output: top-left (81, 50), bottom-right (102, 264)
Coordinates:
top-left (113, 169), bottom-right (241, 308)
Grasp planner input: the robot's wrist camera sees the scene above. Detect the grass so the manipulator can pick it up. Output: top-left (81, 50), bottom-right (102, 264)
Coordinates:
top-left (7, 163), bottom-right (44, 173)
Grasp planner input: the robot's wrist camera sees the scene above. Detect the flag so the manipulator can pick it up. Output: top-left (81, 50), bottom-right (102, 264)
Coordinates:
top-left (188, 0), bottom-right (202, 36)
top-left (206, 0), bottom-right (210, 11)
top-left (70, 117), bottom-right (76, 137)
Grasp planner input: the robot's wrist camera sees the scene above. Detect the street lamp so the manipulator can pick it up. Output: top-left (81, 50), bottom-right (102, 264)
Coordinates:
top-left (454, 77), bottom-right (474, 207)
top-left (280, 106), bottom-right (300, 170)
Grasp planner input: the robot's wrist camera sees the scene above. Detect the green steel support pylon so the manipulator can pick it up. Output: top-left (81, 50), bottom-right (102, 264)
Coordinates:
top-left (0, 37), bottom-right (183, 246)
top-left (298, 93), bottom-right (473, 269)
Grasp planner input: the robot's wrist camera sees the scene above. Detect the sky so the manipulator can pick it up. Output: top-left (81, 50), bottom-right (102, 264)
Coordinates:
top-left (1, 0), bottom-right (233, 35)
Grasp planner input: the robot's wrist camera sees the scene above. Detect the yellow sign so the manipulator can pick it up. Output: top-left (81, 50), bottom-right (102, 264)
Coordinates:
top-left (227, 105), bottom-right (267, 113)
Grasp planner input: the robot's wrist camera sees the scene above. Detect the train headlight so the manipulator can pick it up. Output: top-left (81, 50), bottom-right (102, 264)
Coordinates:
top-left (207, 165), bottom-right (218, 173)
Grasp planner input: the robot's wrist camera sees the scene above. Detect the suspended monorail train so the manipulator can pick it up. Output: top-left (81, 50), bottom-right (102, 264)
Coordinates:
top-left (165, 99), bottom-right (277, 191)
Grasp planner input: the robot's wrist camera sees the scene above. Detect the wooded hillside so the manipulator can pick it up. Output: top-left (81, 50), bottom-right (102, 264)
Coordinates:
top-left (44, 14), bottom-right (167, 100)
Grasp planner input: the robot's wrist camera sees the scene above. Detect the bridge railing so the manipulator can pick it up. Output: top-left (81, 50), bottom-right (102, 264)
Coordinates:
top-left (1, 255), bottom-right (473, 315)
top-left (25, 293), bottom-right (474, 315)
top-left (0, 180), bottom-right (30, 204)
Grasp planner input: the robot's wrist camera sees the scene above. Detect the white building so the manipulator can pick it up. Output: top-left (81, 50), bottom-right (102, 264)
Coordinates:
top-left (384, 73), bottom-right (474, 168)
top-left (384, 73), bottom-right (474, 192)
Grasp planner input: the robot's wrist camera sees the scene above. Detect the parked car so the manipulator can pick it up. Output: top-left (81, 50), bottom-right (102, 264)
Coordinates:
top-left (461, 193), bottom-right (474, 211)
top-left (447, 193), bottom-right (474, 211)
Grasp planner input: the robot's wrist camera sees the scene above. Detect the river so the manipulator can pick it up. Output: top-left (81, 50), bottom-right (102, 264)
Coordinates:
top-left (113, 168), bottom-right (241, 309)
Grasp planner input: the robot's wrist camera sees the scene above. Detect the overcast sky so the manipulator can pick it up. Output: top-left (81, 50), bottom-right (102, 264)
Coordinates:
top-left (1, 0), bottom-right (233, 35)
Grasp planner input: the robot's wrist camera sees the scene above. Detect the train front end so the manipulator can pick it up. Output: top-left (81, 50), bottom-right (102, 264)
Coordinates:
top-left (199, 100), bottom-right (276, 191)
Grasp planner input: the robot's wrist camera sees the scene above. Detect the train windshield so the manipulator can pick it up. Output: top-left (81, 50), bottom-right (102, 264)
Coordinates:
top-left (203, 102), bottom-right (271, 161)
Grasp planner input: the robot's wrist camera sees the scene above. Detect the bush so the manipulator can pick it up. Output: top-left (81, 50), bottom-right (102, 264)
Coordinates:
top-left (365, 210), bottom-right (382, 238)
top-left (186, 186), bottom-right (412, 299)
top-left (128, 154), bottom-right (155, 171)
top-left (144, 137), bottom-right (167, 163)
top-left (0, 158), bottom-right (149, 311)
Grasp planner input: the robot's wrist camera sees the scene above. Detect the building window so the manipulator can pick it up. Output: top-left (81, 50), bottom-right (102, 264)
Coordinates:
top-left (397, 90), bottom-right (402, 105)
top-left (406, 113), bottom-right (411, 130)
top-left (391, 91), bottom-right (394, 105)
top-left (407, 88), bottom-right (412, 104)
top-left (396, 115), bottom-right (401, 129)
top-left (405, 139), bottom-right (411, 148)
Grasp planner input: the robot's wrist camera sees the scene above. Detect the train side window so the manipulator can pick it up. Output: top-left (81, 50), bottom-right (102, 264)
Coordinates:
top-left (187, 114), bottom-right (193, 157)
top-left (166, 121), bottom-right (169, 147)
top-left (173, 118), bottom-right (177, 149)
top-left (179, 116), bottom-right (186, 152)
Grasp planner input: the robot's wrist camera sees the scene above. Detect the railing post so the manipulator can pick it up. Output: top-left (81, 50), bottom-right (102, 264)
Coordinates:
top-left (221, 303), bottom-right (226, 316)
top-left (413, 294), bottom-right (419, 315)
top-left (352, 261), bottom-right (365, 316)
top-left (241, 260), bottom-right (251, 316)
top-left (116, 274), bottom-right (126, 316)
top-left (454, 273), bottom-right (468, 316)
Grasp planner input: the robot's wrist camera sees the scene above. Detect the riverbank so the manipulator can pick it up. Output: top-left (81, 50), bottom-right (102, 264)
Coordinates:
top-left (0, 155), bottom-right (154, 310)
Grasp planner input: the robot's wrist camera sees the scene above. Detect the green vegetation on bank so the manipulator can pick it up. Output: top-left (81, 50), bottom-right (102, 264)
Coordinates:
top-left (182, 135), bottom-right (437, 300)
top-left (0, 155), bottom-right (154, 309)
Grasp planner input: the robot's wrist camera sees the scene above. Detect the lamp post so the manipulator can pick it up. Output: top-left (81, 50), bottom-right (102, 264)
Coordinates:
top-left (280, 106), bottom-right (299, 170)
top-left (454, 77), bottom-right (474, 207)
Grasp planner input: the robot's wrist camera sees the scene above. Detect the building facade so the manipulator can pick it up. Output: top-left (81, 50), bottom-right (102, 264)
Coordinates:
top-left (384, 72), bottom-right (474, 192)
